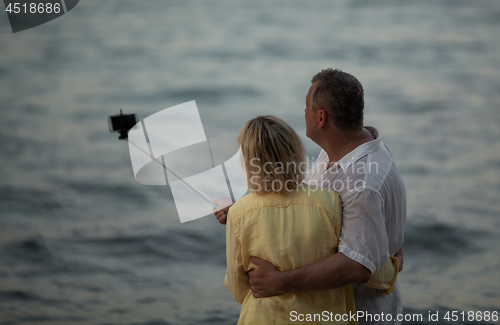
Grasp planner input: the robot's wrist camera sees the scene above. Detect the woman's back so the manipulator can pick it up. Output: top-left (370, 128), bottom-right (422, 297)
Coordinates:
top-left (225, 185), bottom-right (357, 325)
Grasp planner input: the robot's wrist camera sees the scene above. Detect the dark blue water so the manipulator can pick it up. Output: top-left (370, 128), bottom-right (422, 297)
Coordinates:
top-left (1, 0), bottom-right (500, 324)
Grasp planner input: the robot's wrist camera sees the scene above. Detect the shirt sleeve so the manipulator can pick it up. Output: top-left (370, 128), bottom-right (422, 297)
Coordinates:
top-left (338, 188), bottom-right (390, 274)
top-left (224, 214), bottom-right (250, 303)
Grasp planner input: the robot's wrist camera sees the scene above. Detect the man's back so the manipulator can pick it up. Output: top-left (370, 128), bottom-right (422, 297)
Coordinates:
top-left (305, 126), bottom-right (407, 324)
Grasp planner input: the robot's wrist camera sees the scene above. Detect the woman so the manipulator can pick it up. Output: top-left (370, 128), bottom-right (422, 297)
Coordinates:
top-left (224, 116), bottom-right (396, 325)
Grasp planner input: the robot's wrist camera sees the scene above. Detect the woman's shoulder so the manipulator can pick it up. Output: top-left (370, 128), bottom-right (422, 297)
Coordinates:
top-left (228, 192), bottom-right (260, 220)
top-left (229, 186), bottom-right (341, 218)
top-left (291, 184), bottom-right (342, 212)
top-left (295, 183), bottom-right (340, 198)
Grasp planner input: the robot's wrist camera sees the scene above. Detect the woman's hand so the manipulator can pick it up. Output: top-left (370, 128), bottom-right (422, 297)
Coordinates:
top-left (212, 197), bottom-right (234, 225)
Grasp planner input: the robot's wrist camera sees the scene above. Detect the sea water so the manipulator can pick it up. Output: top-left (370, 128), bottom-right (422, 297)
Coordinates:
top-left (0, 0), bottom-right (499, 324)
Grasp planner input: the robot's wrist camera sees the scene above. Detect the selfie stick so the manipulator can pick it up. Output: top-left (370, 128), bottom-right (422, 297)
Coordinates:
top-left (108, 110), bottom-right (224, 211)
top-left (127, 138), bottom-right (220, 210)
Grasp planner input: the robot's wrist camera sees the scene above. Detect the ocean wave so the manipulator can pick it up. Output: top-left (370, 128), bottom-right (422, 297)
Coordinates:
top-left (74, 228), bottom-right (226, 266)
top-left (403, 222), bottom-right (488, 257)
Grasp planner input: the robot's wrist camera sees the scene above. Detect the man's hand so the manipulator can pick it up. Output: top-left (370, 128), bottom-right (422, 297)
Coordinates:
top-left (248, 257), bottom-right (287, 298)
top-left (212, 197), bottom-right (234, 225)
top-left (395, 247), bottom-right (404, 272)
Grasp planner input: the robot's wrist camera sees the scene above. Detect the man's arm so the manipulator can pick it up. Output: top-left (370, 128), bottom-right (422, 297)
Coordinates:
top-left (248, 252), bottom-right (371, 298)
top-left (395, 247), bottom-right (403, 272)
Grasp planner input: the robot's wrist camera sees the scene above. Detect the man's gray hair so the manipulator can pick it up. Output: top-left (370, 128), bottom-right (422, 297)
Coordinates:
top-left (311, 69), bottom-right (364, 132)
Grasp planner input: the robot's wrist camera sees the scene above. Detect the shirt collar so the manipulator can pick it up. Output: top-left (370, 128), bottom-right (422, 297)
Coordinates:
top-left (330, 126), bottom-right (381, 171)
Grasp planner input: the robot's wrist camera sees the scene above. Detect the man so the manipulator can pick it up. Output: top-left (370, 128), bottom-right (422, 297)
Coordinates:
top-left (215, 69), bottom-right (406, 324)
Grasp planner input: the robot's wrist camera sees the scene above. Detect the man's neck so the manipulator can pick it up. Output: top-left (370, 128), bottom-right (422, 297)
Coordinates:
top-left (322, 127), bottom-right (375, 167)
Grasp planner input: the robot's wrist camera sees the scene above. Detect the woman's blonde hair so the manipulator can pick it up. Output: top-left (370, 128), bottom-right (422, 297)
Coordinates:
top-left (237, 115), bottom-right (306, 195)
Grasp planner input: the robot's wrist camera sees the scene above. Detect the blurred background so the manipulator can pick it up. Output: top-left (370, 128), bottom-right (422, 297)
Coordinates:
top-left (0, 0), bottom-right (499, 324)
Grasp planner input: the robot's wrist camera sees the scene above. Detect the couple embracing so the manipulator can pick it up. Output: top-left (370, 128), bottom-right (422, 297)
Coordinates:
top-left (214, 69), bottom-right (406, 325)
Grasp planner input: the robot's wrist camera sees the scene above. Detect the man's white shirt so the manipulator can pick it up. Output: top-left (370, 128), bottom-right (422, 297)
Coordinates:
top-left (305, 126), bottom-right (407, 324)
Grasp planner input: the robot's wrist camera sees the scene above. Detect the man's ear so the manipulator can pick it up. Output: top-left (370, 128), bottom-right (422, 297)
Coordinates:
top-left (317, 109), bottom-right (328, 129)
